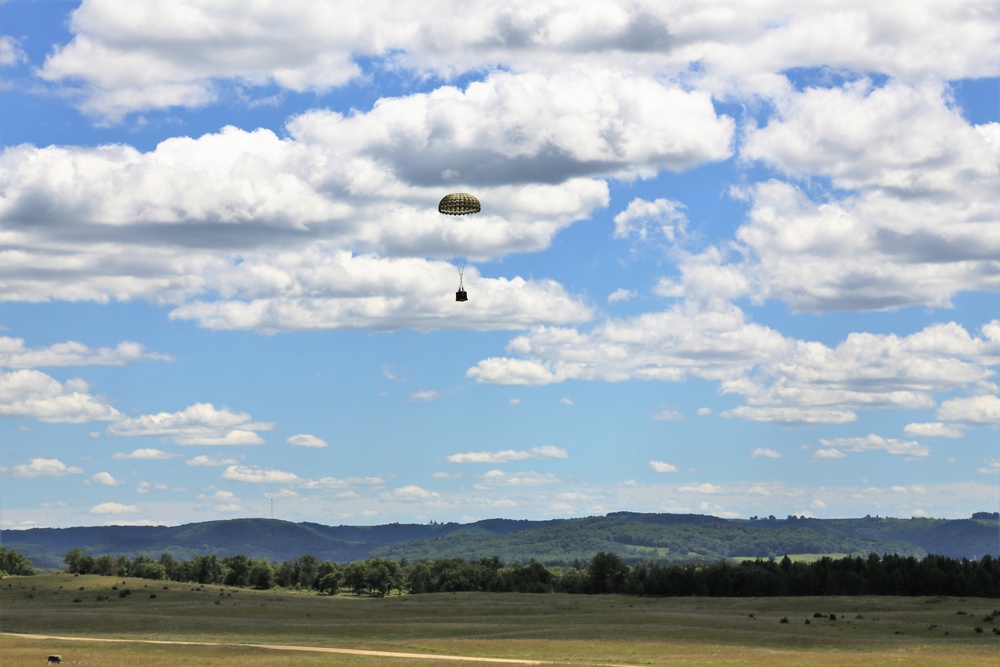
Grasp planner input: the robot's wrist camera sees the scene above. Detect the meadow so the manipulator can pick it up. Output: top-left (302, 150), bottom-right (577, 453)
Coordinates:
top-left (2, 574), bottom-right (998, 666)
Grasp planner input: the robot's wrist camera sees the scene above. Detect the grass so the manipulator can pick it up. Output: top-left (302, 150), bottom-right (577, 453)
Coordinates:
top-left (2, 574), bottom-right (998, 666)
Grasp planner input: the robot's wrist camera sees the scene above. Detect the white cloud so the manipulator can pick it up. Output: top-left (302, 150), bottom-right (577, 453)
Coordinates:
top-left (467, 357), bottom-right (563, 385)
top-left (819, 434), bottom-right (929, 457)
top-left (814, 448), bottom-right (846, 459)
top-left (677, 483), bottom-right (722, 494)
top-left (222, 464), bottom-right (300, 484)
top-left (0, 35), bottom-right (27, 67)
top-left (3, 59), bottom-right (738, 332)
top-left (607, 288), bottom-right (635, 304)
top-left (90, 502), bottom-right (139, 514)
top-left (0, 370), bottom-right (122, 423)
top-left (937, 394), bottom-right (1000, 424)
top-left (613, 198), bottom-right (687, 243)
top-left (35, 1), bottom-right (998, 121)
top-left (186, 455), bottom-right (239, 467)
top-left (475, 302), bottom-right (1000, 426)
top-left (903, 422), bottom-right (964, 439)
top-left (389, 485), bottom-right (440, 501)
top-left (410, 390), bottom-right (443, 402)
top-left (448, 445), bottom-right (568, 464)
top-left (649, 460), bottom-right (677, 473)
top-left (113, 448), bottom-right (177, 460)
top-left (751, 448), bottom-right (781, 458)
top-left (653, 406), bottom-right (683, 421)
top-left (88, 471), bottom-right (124, 486)
top-left (136, 481), bottom-right (168, 494)
top-left (11, 458), bottom-right (84, 478)
top-left (0, 337), bottom-right (171, 369)
top-left (978, 460), bottom-right (1000, 475)
top-left (469, 301), bottom-right (790, 386)
top-left (476, 470), bottom-right (557, 487)
top-left (107, 402), bottom-right (273, 445)
top-left (560, 397), bottom-right (575, 407)
top-left (287, 433), bottom-right (328, 448)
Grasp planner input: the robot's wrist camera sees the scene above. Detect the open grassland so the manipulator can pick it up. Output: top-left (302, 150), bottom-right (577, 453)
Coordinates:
top-left (2, 574), bottom-right (998, 666)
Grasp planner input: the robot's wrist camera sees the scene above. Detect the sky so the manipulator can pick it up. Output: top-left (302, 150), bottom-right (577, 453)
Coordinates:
top-left (0, 1), bottom-right (998, 530)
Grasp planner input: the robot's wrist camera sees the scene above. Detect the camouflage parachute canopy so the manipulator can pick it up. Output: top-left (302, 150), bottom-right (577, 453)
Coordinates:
top-left (438, 193), bottom-right (481, 215)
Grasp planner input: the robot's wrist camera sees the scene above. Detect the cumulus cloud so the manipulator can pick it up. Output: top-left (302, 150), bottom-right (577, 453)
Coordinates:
top-left (410, 390), bottom-right (443, 402)
top-left (649, 460), bottom-right (677, 473)
top-left (389, 485), bottom-right (440, 501)
top-left (476, 469), bottom-right (557, 487)
top-left (0, 35), bottom-right (27, 67)
top-left (0, 337), bottom-right (171, 368)
top-left (2, 58), bottom-right (735, 332)
top-left (448, 445), bottom-right (568, 464)
top-left (113, 448), bottom-right (177, 460)
top-left (222, 464), bottom-right (300, 484)
top-left (186, 455), bottom-right (239, 467)
top-left (90, 502), bottom-right (139, 514)
top-left (614, 197), bottom-right (688, 244)
top-left (136, 481), bottom-right (168, 493)
top-left (903, 422), bottom-right (965, 438)
top-left (11, 457), bottom-right (84, 478)
top-left (937, 394), bottom-right (1000, 424)
top-left (751, 448), bottom-right (781, 458)
top-left (35, 1), bottom-right (999, 121)
top-left (607, 288), bottom-right (635, 304)
top-left (814, 448), bottom-right (846, 459)
top-left (819, 434), bottom-right (930, 457)
top-left (677, 483), bottom-right (722, 494)
top-left (653, 407), bottom-right (684, 421)
top-left (0, 370), bottom-right (122, 423)
top-left (107, 402), bottom-right (273, 445)
top-left (88, 471), bottom-right (124, 486)
top-left (287, 433), bottom-right (328, 448)
top-left (726, 79), bottom-right (1000, 314)
top-left (472, 304), bottom-right (1000, 426)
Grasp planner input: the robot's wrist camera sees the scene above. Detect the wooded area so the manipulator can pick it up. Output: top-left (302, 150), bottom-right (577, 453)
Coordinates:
top-left (4, 546), bottom-right (995, 598)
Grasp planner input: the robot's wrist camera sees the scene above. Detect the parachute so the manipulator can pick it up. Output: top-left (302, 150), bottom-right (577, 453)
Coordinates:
top-left (438, 193), bottom-right (480, 302)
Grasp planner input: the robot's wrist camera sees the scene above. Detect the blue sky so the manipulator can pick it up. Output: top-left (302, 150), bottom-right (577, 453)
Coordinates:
top-left (1, 0), bottom-right (998, 529)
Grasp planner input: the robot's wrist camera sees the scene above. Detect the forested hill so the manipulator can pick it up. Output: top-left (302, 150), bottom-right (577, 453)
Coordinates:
top-left (3, 512), bottom-right (997, 570)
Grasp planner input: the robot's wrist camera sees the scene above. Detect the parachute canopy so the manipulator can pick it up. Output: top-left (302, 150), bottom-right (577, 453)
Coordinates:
top-left (438, 192), bottom-right (481, 216)
top-left (438, 193), bottom-right (480, 302)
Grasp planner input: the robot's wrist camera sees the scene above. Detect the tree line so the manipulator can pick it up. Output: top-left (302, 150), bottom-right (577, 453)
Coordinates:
top-left (3, 546), bottom-right (996, 598)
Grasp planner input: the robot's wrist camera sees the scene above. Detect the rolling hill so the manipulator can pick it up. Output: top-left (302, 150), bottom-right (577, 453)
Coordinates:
top-left (2, 512), bottom-right (997, 570)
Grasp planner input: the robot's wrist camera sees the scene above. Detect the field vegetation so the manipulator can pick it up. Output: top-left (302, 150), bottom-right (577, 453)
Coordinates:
top-left (2, 573), bottom-right (999, 666)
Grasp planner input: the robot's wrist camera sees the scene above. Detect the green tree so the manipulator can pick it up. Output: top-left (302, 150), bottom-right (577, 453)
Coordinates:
top-left (131, 556), bottom-right (167, 581)
top-left (222, 554), bottom-right (252, 588)
top-left (248, 558), bottom-right (275, 590)
top-left (317, 570), bottom-right (341, 595)
top-left (587, 552), bottom-right (628, 594)
top-left (0, 547), bottom-right (35, 576)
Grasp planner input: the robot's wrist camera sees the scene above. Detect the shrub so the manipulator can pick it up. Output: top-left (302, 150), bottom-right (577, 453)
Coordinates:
top-left (780, 617), bottom-right (789, 624)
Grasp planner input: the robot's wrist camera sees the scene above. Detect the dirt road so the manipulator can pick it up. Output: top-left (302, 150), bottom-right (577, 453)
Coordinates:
top-left (3, 632), bottom-right (630, 666)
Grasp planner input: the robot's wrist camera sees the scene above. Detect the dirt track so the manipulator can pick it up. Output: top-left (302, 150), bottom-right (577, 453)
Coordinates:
top-left (3, 632), bottom-right (629, 666)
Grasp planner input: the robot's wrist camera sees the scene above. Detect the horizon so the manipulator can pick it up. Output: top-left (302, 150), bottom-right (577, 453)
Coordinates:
top-left (1, 1), bottom-right (999, 530)
top-left (2, 508), bottom-right (997, 534)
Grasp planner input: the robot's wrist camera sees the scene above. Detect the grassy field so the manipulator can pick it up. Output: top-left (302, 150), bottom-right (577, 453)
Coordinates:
top-left (2, 574), bottom-right (998, 665)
